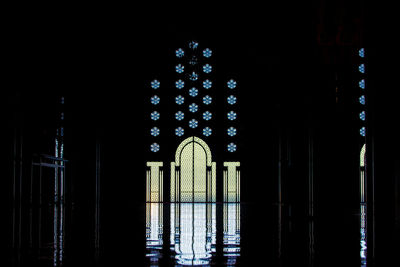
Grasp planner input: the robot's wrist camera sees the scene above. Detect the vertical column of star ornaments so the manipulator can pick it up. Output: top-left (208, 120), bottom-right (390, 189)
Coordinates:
top-left (226, 79), bottom-right (238, 153)
top-left (223, 79), bottom-right (241, 202)
top-left (149, 79), bottom-right (161, 152)
top-left (174, 41), bottom-right (214, 139)
top-left (357, 47), bottom-right (367, 266)
top-left (146, 79), bottom-right (163, 202)
top-left (358, 48), bottom-right (366, 144)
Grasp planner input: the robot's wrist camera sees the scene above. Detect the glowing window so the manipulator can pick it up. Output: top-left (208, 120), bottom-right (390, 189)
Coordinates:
top-left (151, 111), bottom-right (160, 121)
top-left (359, 111), bottom-right (366, 121)
top-left (151, 95), bottom-right (160, 105)
top-left (189, 103), bottom-right (199, 113)
top-left (189, 72), bottom-right (199, 81)
top-left (359, 95), bottom-right (366, 105)
top-left (175, 95), bottom-right (185, 105)
top-left (175, 111), bottom-right (184, 121)
top-left (151, 80), bottom-right (160, 89)
top-left (227, 79), bottom-right (237, 89)
top-left (359, 79), bottom-right (365, 89)
top-left (150, 143), bottom-right (160, 152)
top-left (175, 127), bottom-right (184, 137)
top-left (203, 80), bottom-right (212, 89)
top-left (150, 127), bottom-right (160, 136)
top-left (189, 119), bottom-right (198, 128)
top-left (203, 127), bottom-right (212, 137)
top-left (175, 80), bottom-right (185, 89)
top-left (359, 64), bottom-right (365, 73)
top-left (146, 163), bottom-right (163, 202)
top-left (203, 64), bottom-right (212, 73)
top-left (360, 127), bottom-right (366, 137)
top-left (189, 41), bottom-right (199, 49)
top-left (360, 144), bottom-right (366, 167)
top-left (227, 127), bottom-right (237, 136)
top-left (227, 143), bottom-right (237, 152)
top-left (203, 48), bottom-right (212, 58)
top-left (176, 64), bottom-right (185, 73)
top-left (227, 95), bottom-right (237, 105)
top-left (189, 87), bottom-right (198, 97)
top-left (170, 137), bottom-right (216, 203)
top-left (176, 48), bottom-right (184, 58)
top-left (223, 162), bottom-right (240, 202)
top-left (227, 111), bottom-right (237, 121)
top-left (202, 111), bottom-right (212, 121)
top-left (203, 95), bottom-right (212, 105)
top-left (359, 48), bottom-right (365, 58)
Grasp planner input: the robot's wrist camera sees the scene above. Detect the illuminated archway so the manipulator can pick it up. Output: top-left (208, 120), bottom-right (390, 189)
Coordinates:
top-left (171, 136), bottom-right (216, 202)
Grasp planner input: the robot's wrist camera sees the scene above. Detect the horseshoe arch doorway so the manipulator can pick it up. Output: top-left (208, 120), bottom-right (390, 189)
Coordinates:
top-left (171, 136), bottom-right (216, 202)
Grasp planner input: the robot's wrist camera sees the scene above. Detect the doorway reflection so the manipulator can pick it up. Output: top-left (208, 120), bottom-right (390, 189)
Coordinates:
top-left (145, 203), bottom-right (242, 266)
top-left (171, 203), bottom-right (216, 266)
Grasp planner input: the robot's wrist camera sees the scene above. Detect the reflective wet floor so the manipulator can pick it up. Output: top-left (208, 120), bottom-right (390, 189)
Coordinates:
top-left (8, 202), bottom-right (399, 267)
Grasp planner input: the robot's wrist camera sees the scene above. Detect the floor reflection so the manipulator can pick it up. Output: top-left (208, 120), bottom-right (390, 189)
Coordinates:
top-left (171, 203), bottom-right (216, 266)
top-left (145, 203), bottom-right (241, 266)
top-left (223, 203), bottom-right (241, 266)
top-left (146, 203), bottom-right (163, 265)
top-left (360, 204), bottom-right (367, 267)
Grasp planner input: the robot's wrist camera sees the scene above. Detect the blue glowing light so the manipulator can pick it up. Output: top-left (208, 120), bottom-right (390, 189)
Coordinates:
top-left (360, 111), bottom-right (366, 121)
top-left (203, 95), bottom-right (212, 105)
top-left (227, 79), bottom-right (237, 89)
top-left (150, 95), bottom-right (160, 105)
top-left (227, 95), bottom-right (237, 105)
top-left (189, 88), bottom-right (198, 97)
top-left (176, 80), bottom-right (185, 89)
top-left (203, 64), bottom-right (212, 73)
top-left (176, 48), bottom-right (184, 58)
top-left (150, 143), bottom-right (160, 152)
top-left (227, 143), bottom-right (237, 152)
top-left (150, 111), bottom-right (160, 121)
top-left (359, 95), bottom-right (366, 105)
top-left (189, 41), bottom-right (199, 49)
top-left (359, 64), bottom-right (365, 73)
top-left (203, 48), bottom-right (212, 58)
top-left (227, 127), bottom-right (237, 136)
top-left (175, 127), bottom-right (184, 137)
top-left (175, 95), bottom-right (185, 105)
top-left (359, 48), bottom-right (365, 58)
top-left (360, 127), bottom-right (366, 137)
top-left (203, 127), bottom-right (212, 137)
top-left (189, 119), bottom-right (198, 128)
top-left (175, 111), bottom-right (184, 121)
top-left (151, 80), bottom-right (160, 89)
top-left (203, 111), bottom-right (212, 121)
top-left (189, 72), bottom-right (199, 81)
top-left (150, 127), bottom-right (160, 136)
top-left (359, 79), bottom-right (365, 89)
top-left (189, 103), bottom-right (198, 113)
top-left (227, 111), bottom-right (237, 121)
top-left (176, 64), bottom-right (185, 73)
top-left (203, 80), bottom-right (212, 89)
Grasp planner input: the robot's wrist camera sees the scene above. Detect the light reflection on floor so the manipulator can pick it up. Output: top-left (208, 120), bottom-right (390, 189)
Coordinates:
top-left (360, 204), bottom-right (367, 267)
top-left (145, 203), bottom-right (163, 265)
top-left (145, 203), bottom-right (241, 266)
top-left (171, 203), bottom-right (216, 266)
top-left (223, 203), bottom-right (241, 266)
